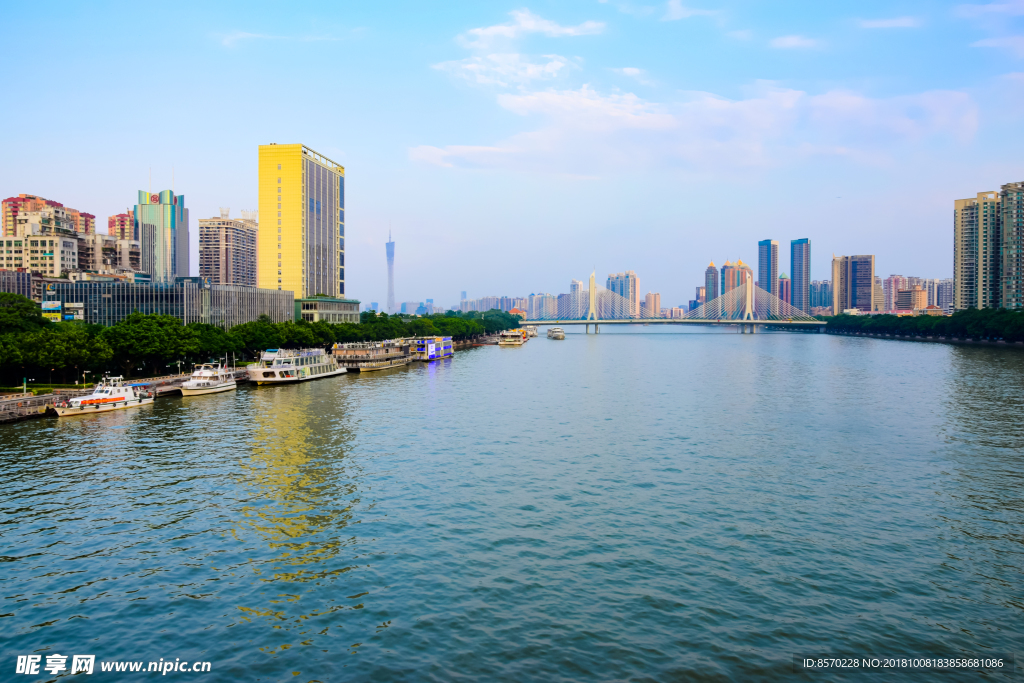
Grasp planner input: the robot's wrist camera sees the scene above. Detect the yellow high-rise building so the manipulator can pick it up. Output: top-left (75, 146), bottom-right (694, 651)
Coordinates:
top-left (258, 144), bottom-right (345, 299)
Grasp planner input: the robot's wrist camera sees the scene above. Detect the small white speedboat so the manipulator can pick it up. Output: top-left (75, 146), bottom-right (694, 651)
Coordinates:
top-left (547, 327), bottom-right (565, 340)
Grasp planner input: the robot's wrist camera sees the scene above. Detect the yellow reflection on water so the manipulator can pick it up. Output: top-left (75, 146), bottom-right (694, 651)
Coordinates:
top-left (231, 381), bottom-right (368, 652)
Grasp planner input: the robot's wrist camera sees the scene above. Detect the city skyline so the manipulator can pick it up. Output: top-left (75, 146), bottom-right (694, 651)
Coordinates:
top-left (2, 1), bottom-right (1017, 307)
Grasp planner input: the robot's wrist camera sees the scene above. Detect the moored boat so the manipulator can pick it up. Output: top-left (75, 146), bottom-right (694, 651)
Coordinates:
top-left (247, 348), bottom-right (346, 385)
top-left (524, 325), bottom-right (538, 338)
top-left (181, 363), bottom-right (237, 396)
top-left (333, 340), bottom-right (413, 372)
top-left (51, 376), bottom-right (154, 417)
top-left (498, 329), bottom-right (528, 346)
top-left (408, 336), bottom-right (454, 361)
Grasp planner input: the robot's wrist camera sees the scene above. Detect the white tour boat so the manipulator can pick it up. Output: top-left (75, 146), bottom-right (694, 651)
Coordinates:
top-left (247, 348), bottom-right (346, 385)
top-left (181, 362), bottom-right (237, 396)
top-left (52, 376), bottom-right (154, 417)
top-left (498, 329), bottom-right (528, 346)
top-left (547, 327), bottom-right (566, 340)
top-left (524, 325), bottom-right (538, 338)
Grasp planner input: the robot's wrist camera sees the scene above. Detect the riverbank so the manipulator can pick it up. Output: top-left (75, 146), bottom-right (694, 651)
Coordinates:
top-left (827, 330), bottom-right (1024, 347)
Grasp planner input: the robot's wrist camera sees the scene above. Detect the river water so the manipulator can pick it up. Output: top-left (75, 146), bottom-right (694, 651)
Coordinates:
top-left (2, 329), bottom-right (1022, 681)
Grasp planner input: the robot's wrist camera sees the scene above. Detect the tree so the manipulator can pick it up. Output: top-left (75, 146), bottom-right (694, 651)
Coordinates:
top-left (0, 293), bottom-right (47, 334)
top-left (101, 312), bottom-right (172, 377)
top-left (231, 316), bottom-right (284, 359)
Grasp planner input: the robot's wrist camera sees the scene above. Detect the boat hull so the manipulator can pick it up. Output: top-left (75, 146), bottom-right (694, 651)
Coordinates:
top-left (341, 357), bottom-right (413, 372)
top-left (53, 397), bottom-right (154, 417)
top-left (180, 382), bottom-right (237, 396)
top-left (249, 367), bottom-right (347, 385)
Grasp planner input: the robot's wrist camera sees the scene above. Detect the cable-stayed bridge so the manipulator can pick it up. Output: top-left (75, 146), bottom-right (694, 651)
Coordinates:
top-left (520, 272), bottom-right (824, 332)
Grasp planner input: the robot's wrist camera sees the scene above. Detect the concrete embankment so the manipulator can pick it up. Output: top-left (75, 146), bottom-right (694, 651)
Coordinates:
top-left (827, 330), bottom-right (1024, 348)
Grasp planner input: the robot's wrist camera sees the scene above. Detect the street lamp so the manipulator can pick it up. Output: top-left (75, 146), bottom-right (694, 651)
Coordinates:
top-left (176, 360), bottom-right (182, 376)
top-left (82, 370), bottom-right (92, 387)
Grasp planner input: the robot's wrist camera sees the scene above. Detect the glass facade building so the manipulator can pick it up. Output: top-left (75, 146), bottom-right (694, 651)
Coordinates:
top-left (757, 239), bottom-right (779, 296)
top-left (790, 238), bottom-right (811, 313)
top-left (42, 278), bottom-right (293, 328)
top-left (134, 190), bottom-right (189, 282)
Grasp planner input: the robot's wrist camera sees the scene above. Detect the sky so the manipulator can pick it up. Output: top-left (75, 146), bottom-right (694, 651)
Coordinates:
top-left (2, 0), bottom-right (1023, 308)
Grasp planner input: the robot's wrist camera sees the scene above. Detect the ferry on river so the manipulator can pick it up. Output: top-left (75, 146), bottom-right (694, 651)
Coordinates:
top-left (51, 376), bottom-right (154, 417)
top-left (498, 329), bottom-right (528, 346)
top-left (247, 348), bottom-right (345, 385)
top-left (547, 327), bottom-right (566, 340)
top-left (181, 363), bottom-right (237, 396)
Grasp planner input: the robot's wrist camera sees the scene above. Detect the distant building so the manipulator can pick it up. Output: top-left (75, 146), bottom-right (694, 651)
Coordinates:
top-left (400, 301), bottom-right (420, 314)
top-left (1000, 181), bottom-right (1024, 309)
top-left (896, 286), bottom-right (927, 311)
top-left (757, 239), bottom-right (779, 296)
top-left (460, 291), bottom-right (467, 301)
top-left (2, 194), bottom-right (94, 237)
top-left (258, 143), bottom-right (345, 298)
top-left (790, 238), bottom-right (810, 313)
top-left (369, 301), bottom-right (379, 311)
top-left (386, 232), bottom-right (395, 313)
top-left (696, 285), bottom-right (706, 304)
top-left (296, 296), bottom-right (360, 323)
top-left (721, 259), bottom-right (752, 294)
top-left (832, 255), bottom-right (875, 315)
top-left (199, 209), bottom-right (258, 286)
top-left (883, 275), bottom-right (908, 311)
top-left (937, 278), bottom-right (954, 313)
top-left (606, 271), bottom-right (639, 316)
top-left (108, 211), bottom-right (134, 240)
top-left (704, 262), bottom-right (719, 301)
top-left (642, 292), bottom-right (661, 318)
top-left (874, 275), bottom-right (883, 312)
top-left (134, 190), bottom-right (189, 282)
top-left (778, 273), bottom-right (791, 304)
top-left (810, 279), bottom-right (832, 308)
top-left (77, 232), bottom-right (141, 273)
top-left (954, 190), bottom-right (1000, 310)
top-left (0, 269), bottom-right (32, 299)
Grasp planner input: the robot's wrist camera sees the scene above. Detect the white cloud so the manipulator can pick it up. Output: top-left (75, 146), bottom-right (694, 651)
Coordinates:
top-left (434, 54), bottom-right (572, 86)
top-left (459, 9), bottom-right (605, 49)
top-left (972, 35), bottom-right (1024, 55)
top-left (770, 35), bottom-right (820, 48)
top-left (661, 0), bottom-right (719, 21)
top-left (859, 16), bottom-right (922, 28)
top-left (955, 1), bottom-right (1024, 17)
top-left (409, 83), bottom-right (977, 174)
top-left (612, 67), bottom-right (655, 84)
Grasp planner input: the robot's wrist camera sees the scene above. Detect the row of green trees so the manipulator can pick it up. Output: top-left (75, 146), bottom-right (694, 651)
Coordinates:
top-left (0, 293), bottom-right (522, 385)
top-left (825, 308), bottom-right (1024, 342)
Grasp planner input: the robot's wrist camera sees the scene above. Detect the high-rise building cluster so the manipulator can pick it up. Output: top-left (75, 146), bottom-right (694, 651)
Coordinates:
top-left (692, 238), bottom-right (813, 314)
top-left (0, 142), bottom-right (358, 326)
top-left (954, 181), bottom-right (1024, 310)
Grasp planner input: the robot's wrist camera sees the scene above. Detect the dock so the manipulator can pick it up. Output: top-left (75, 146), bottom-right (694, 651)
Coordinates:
top-left (0, 369), bottom-right (252, 424)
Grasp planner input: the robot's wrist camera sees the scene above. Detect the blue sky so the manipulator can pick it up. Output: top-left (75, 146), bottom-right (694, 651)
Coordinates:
top-left (2, 0), bottom-right (1023, 307)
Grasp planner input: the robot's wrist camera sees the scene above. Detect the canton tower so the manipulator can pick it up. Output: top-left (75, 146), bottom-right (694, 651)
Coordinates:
top-left (386, 231), bottom-right (395, 314)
